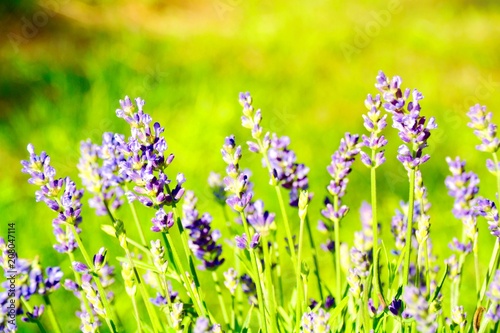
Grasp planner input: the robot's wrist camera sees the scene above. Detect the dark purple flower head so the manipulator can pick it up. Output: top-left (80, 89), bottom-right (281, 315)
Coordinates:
top-left (467, 104), bottom-right (500, 153)
top-left (182, 191), bottom-right (224, 270)
top-left (22, 305), bottom-right (45, 323)
top-left (389, 298), bottom-right (403, 316)
top-left (93, 247), bottom-right (107, 272)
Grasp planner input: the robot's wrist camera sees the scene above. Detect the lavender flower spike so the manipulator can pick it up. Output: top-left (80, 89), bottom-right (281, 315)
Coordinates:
top-left (239, 92), bottom-right (310, 207)
top-left (360, 93), bottom-right (388, 168)
top-left (476, 198), bottom-right (500, 238)
top-left (467, 104), bottom-right (500, 153)
top-left (21, 145), bottom-right (84, 254)
top-left (376, 71), bottom-right (437, 170)
top-left (182, 190), bottom-right (225, 270)
top-left (402, 285), bottom-right (438, 333)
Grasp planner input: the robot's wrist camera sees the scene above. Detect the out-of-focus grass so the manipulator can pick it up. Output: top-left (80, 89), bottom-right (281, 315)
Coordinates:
top-left (1, 0), bottom-right (500, 331)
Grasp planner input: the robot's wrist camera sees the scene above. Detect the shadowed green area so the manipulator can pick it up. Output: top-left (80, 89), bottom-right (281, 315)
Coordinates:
top-left (1, 0), bottom-right (500, 331)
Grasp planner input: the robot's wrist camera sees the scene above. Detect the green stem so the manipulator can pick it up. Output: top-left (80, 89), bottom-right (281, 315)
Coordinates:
top-left (212, 271), bottom-right (230, 325)
top-left (296, 210), bottom-right (307, 331)
top-left (370, 162), bottom-right (386, 306)
top-left (274, 239), bottom-right (285, 306)
top-left (474, 237), bottom-right (481, 298)
top-left (69, 224), bottom-right (118, 333)
top-left (103, 201), bottom-right (163, 332)
top-left (169, 201), bottom-right (211, 319)
top-left (274, 186), bottom-right (298, 267)
top-left (126, 194), bottom-right (148, 247)
top-left (162, 232), bottom-right (204, 317)
top-left (130, 291), bottom-right (142, 333)
top-left (478, 239), bottom-right (500, 305)
top-left (403, 168), bottom-right (416, 285)
top-left (262, 234), bottom-right (278, 333)
top-left (333, 216), bottom-right (342, 303)
top-left (305, 215), bottom-right (324, 301)
top-left (42, 294), bottom-right (62, 333)
top-left (240, 211), bottom-right (268, 333)
top-left (333, 193), bottom-right (342, 303)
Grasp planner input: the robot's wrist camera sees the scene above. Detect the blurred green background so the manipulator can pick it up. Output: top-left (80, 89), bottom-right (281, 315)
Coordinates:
top-left (1, 0), bottom-right (500, 331)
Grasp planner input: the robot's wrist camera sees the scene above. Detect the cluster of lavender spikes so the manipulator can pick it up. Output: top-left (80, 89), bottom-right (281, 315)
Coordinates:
top-left (9, 71), bottom-right (500, 333)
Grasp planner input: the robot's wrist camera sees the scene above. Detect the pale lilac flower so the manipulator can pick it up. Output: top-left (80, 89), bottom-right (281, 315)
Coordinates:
top-left (467, 104), bottom-right (500, 153)
top-left (402, 285), bottom-right (438, 333)
top-left (300, 308), bottom-right (330, 333)
top-left (477, 198), bottom-right (500, 238)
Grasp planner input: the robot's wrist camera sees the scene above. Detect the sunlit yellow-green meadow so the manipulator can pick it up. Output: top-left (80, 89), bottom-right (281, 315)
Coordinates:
top-left (2, 0), bottom-right (500, 332)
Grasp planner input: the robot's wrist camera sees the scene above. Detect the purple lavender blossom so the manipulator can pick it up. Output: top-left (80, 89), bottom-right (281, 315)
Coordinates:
top-left (193, 317), bottom-right (222, 333)
top-left (301, 308), bottom-right (331, 333)
top-left (239, 92), bottom-right (310, 207)
top-left (22, 305), bottom-right (44, 323)
top-left (235, 233), bottom-right (261, 250)
top-left (388, 298), bottom-right (403, 316)
top-left (182, 190), bottom-right (224, 270)
top-left (222, 135), bottom-right (253, 213)
top-left (402, 285), bottom-right (438, 333)
top-left (151, 208), bottom-right (175, 232)
top-left (78, 134), bottom-right (126, 216)
top-left (476, 198), bottom-right (500, 238)
top-left (267, 133), bottom-right (310, 207)
top-left (376, 71), bottom-right (437, 170)
top-left (246, 199), bottom-right (276, 236)
top-left (467, 104), bottom-right (500, 153)
top-left (486, 270), bottom-right (500, 323)
top-left (361, 94), bottom-right (388, 168)
top-left (391, 199), bottom-right (426, 255)
top-left (319, 133), bottom-right (361, 250)
top-left (112, 96), bottom-right (185, 231)
top-left (445, 157), bottom-right (479, 254)
top-left (150, 283), bottom-right (179, 307)
top-left (21, 145), bottom-right (84, 253)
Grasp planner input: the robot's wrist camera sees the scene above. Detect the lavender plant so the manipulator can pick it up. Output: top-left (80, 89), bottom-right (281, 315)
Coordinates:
top-left (5, 71), bottom-right (500, 333)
